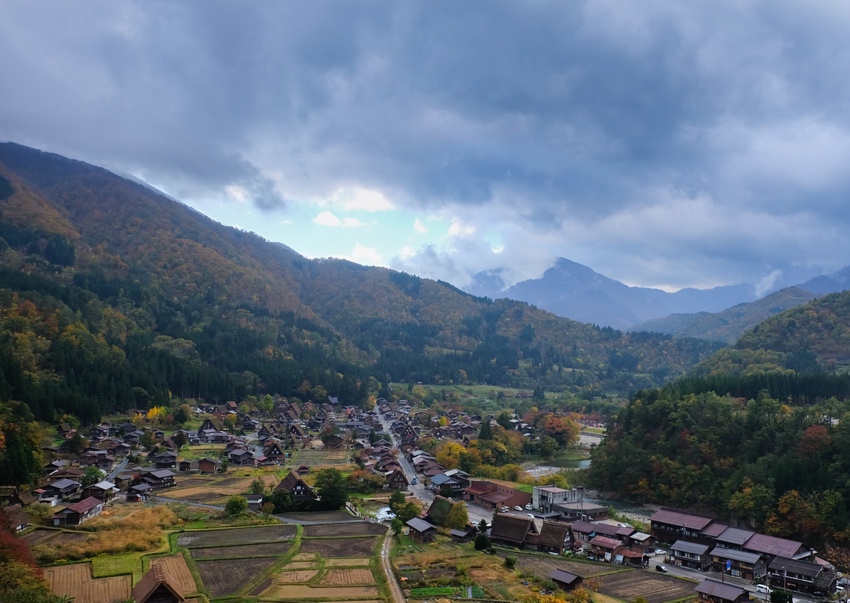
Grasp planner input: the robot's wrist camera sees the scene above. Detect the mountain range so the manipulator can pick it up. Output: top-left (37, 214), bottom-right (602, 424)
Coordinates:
top-left (466, 257), bottom-right (850, 336)
top-left (0, 142), bottom-right (725, 423)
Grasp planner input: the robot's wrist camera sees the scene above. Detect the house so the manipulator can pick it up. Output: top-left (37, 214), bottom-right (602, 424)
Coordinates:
top-left (245, 494), bottom-right (264, 511)
top-left (128, 483), bottom-right (152, 502)
top-left (198, 457), bottom-right (220, 474)
top-left (275, 472), bottom-right (317, 502)
top-left (385, 469), bottom-right (408, 490)
top-left (53, 496), bottom-right (104, 526)
top-left (490, 513), bottom-right (536, 548)
top-left (694, 579), bottom-right (749, 603)
top-left (42, 478), bottom-right (80, 500)
top-left (767, 556), bottom-right (838, 596)
top-left (553, 501), bottom-right (609, 522)
top-left (526, 521), bottom-right (574, 555)
top-left (81, 480), bottom-right (118, 503)
top-left (589, 535), bottom-right (622, 561)
top-left (549, 569), bottom-right (583, 592)
top-left (178, 460), bottom-right (192, 472)
top-left (406, 518), bottom-right (437, 543)
top-left (743, 533), bottom-right (812, 564)
top-left (424, 496), bottom-right (460, 528)
top-left (671, 539), bottom-right (711, 571)
top-left (132, 564), bottom-right (185, 603)
top-left (463, 479), bottom-right (531, 510)
top-left (141, 470), bottom-right (176, 489)
top-left (450, 525), bottom-right (478, 543)
top-left (650, 508), bottom-right (715, 544)
top-left (709, 547), bottom-right (766, 581)
top-left (571, 521), bottom-right (622, 546)
top-left (229, 448), bottom-right (255, 466)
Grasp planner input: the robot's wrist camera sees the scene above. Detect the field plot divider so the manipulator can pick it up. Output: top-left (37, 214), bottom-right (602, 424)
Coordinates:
top-left (234, 523), bottom-right (304, 598)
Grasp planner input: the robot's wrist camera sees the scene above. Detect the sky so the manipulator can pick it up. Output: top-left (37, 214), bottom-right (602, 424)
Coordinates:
top-left (2, 1), bottom-right (850, 293)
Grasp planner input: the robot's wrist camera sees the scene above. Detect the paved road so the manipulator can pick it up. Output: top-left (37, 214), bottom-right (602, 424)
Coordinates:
top-left (380, 528), bottom-right (406, 603)
top-left (106, 457), bottom-right (129, 481)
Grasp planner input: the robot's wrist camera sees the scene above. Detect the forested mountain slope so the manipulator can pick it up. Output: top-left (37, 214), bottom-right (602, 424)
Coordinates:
top-left (0, 142), bottom-right (721, 423)
top-left (631, 287), bottom-right (819, 344)
top-left (693, 290), bottom-right (850, 377)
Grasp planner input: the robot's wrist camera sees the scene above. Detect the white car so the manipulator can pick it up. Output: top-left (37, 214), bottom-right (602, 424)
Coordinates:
top-left (525, 503), bottom-right (534, 510)
top-left (756, 585), bottom-right (772, 594)
top-left (514, 506), bottom-right (523, 511)
top-left (654, 549), bottom-right (666, 556)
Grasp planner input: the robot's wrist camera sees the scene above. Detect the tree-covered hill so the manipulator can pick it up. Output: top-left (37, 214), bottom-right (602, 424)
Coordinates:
top-left (0, 142), bottom-right (721, 423)
top-left (631, 286), bottom-right (819, 344)
top-left (693, 290), bottom-right (850, 377)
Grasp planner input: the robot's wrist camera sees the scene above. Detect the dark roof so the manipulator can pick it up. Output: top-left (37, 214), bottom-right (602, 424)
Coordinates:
top-left (67, 497), bottom-right (102, 514)
top-left (132, 564), bottom-right (185, 603)
top-left (672, 539), bottom-right (710, 555)
top-left (650, 508), bottom-right (714, 531)
top-left (490, 514), bottom-right (533, 544)
top-left (49, 478), bottom-right (79, 490)
top-left (709, 547), bottom-right (762, 564)
top-left (700, 522), bottom-right (729, 538)
top-left (695, 579), bottom-right (746, 601)
top-left (571, 521), bottom-right (618, 537)
top-left (406, 518), bottom-right (437, 533)
top-left (716, 527), bottom-right (755, 546)
top-left (768, 556), bottom-right (824, 578)
top-left (744, 533), bottom-right (806, 558)
top-left (549, 569), bottom-right (581, 586)
top-left (589, 535), bottom-right (621, 549)
top-left (425, 496), bottom-right (455, 527)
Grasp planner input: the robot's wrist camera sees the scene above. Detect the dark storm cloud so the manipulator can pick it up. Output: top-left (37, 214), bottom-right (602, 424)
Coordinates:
top-left (2, 1), bottom-right (850, 287)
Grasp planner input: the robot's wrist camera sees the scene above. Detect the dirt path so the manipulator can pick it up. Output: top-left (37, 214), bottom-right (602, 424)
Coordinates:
top-left (380, 529), bottom-right (405, 603)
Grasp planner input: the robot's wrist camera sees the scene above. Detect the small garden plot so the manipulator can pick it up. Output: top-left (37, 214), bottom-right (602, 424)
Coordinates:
top-left (22, 529), bottom-right (61, 545)
top-left (325, 558), bottom-right (371, 567)
top-left (280, 510), bottom-right (354, 522)
top-left (276, 569), bottom-right (319, 582)
top-left (321, 568), bottom-right (375, 585)
top-left (44, 563), bottom-right (130, 603)
top-left (47, 531), bottom-right (90, 546)
top-left (195, 557), bottom-right (276, 598)
top-left (597, 570), bottom-right (696, 603)
top-left (303, 522), bottom-right (386, 537)
top-left (189, 541), bottom-right (292, 559)
top-left (291, 552), bottom-right (318, 561)
top-left (177, 524), bottom-right (296, 548)
top-left (284, 561), bottom-right (319, 569)
top-left (150, 555), bottom-right (197, 595)
top-left (260, 584), bottom-right (380, 600)
top-left (301, 536), bottom-right (378, 557)
top-left (512, 554), bottom-right (613, 580)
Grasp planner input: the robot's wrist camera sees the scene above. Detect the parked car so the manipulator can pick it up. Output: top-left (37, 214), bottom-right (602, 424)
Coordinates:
top-left (499, 506), bottom-right (510, 512)
top-left (756, 585), bottom-right (771, 594)
top-left (525, 503), bottom-right (534, 510)
top-left (514, 506), bottom-right (523, 511)
top-left (654, 549), bottom-right (666, 556)
top-left (526, 513), bottom-right (535, 518)
top-left (655, 565), bottom-right (667, 573)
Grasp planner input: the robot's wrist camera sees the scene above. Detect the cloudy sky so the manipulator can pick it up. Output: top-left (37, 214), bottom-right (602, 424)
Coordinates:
top-left (2, 1), bottom-right (850, 292)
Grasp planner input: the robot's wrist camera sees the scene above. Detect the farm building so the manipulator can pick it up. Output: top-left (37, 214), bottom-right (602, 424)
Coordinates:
top-left (406, 518), bottom-right (437, 543)
top-left (549, 569), bottom-right (582, 591)
top-left (694, 579), bottom-right (749, 603)
top-left (133, 564), bottom-right (185, 603)
top-left (53, 497), bottom-right (104, 526)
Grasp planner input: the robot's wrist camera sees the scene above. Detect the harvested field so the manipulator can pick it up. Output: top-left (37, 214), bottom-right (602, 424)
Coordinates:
top-left (322, 569), bottom-right (375, 585)
top-left (261, 584), bottom-right (380, 599)
top-left (276, 569), bottom-right (319, 582)
top-left (597, 570), bottom-right (697, 603)
top-left (513, 554), bottom-right (614, 580)
top-left (325, 558), bottom-right (371, 567)
top-left (49, 532), bottom-right (90, 546)
top-left (23, 529), bottom-right (60, 545)
top-left (297, 449), bottom-right (350, 465)
top-left (301, 537), bottom-right (378, 557)
top-left (280, 510), bottom-right (354, 522)
top-left (171, 491), bottom-right (222, 503)
top-left (44, 563), bottom-right (130, 603)
top-left (195, 557), bottom-right (276, 598)
top-left (190, 541), bottom-right (292, 559)
top-left (150, 555), bottom-right (197, 595)
top-left (303, 522), bottom-right (387, 537)
top-left (177, 524), bottom-right (296, 548)
top-left (214, 476), bottom-right (253, 487)
top-left (172, 477), bottom-right (213, 488)
top-left (284, 561), bottom-right (318, 569)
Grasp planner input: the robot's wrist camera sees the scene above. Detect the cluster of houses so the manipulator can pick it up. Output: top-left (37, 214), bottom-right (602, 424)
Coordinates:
top-left (650, 507), bottom-right (839, 596)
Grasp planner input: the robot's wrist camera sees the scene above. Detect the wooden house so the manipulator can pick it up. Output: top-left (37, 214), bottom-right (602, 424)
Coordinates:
top-left (132, 564), bottom-right (185, 603)
top-left (406, 518), bottom-right (437, 543)
top-left (274, 471), bottom-right (317, 502)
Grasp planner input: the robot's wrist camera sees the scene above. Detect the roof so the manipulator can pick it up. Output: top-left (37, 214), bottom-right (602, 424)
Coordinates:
top-left (535, 522), bottom-right (572, 548)
top-left (672, 539), bottom-right (710, 555)
top-left (67, 497), bottom-right (102, 514)
top-left (479, 492), bottom-right (511, 504)
top-left (406, 518), bottom-right (436, 533)
top-left (695, 578), bottom-right (746, 601)
top-left (91, 480), bottom-right (116, 490)
top-left (589, 535), bottom-right (621, 549)
top-left (49, 478), bottom-right (79, 490)
top-left (631, 532), bottom-right (652, 542)
top-left (700, 522), bottom-right (729, 538)
top-left (572, 521), bottom-right (618, 537)
top-left (716, 527), bottom-right (755, 546)
top-left (491, 514), bottom-right (534, 544)
top-left (768, 556), bottom-right (824, 578)
top-left (275, 472), bottom-right (316, 496)
top-left (709, 547), bottom-right (762, 564)
top-left (425, 496), bottom-right (455, 526)
top-left (549, 569), bottom-right (581, 585)
top-left (650, 508), bottom-right (714, 531)
top-left (132, 564), bottom-right (185, 603)
top-left (744, 533), bottom-right (806, 558)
